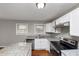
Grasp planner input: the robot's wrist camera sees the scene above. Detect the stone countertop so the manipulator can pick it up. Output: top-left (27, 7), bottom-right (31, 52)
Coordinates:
top-left (47, 38), bottom-right (60, 41)
top-left (61, 49), bottom-right (79, 56)
top-left (0, 42), bottom-right (32, 56)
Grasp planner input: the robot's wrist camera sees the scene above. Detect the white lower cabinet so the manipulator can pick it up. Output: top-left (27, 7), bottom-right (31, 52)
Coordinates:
top-left (45, 23), bottom-right (55, 32)
top-left (34, 39), bottom-right (50, 52)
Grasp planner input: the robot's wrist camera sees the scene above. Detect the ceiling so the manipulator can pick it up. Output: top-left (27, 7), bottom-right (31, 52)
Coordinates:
top-left (0, 3), bottom-right (78, 22)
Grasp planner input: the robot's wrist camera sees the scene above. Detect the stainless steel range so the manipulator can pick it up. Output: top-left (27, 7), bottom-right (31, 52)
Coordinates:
top-left (60, 38), bottom-right (78, 50)
top-left (50, 38), bottom-right (78, 56)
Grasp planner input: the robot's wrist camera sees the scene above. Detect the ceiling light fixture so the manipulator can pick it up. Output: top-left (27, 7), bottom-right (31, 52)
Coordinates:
top-left (36, 3), bottom-right (46, 9)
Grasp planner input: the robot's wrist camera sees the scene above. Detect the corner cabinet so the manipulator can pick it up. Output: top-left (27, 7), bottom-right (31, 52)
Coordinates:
top-left (45, 22), bottom-right (55, 33)
top-left (34, 39), bottom-right (50, 51)
top-left (45, 21), bottom-right (61, 33)
top-left (56, 12), bottom-right (70, 27)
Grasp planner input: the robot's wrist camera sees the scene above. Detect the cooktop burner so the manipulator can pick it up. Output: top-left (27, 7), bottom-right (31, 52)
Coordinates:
top-left (51, 40), bottom-right (78, 50)
top-left (50, 39), bottom-right (78, 56)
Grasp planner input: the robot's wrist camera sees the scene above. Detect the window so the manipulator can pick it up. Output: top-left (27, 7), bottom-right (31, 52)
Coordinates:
top-left (34, 24), bottom-right (45, 34)
top-left (16, 23), bottom-right (28, 35)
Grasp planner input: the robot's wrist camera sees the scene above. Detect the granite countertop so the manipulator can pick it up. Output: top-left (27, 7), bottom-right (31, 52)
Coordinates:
top-left (61, 49), bottom-right (79, 56)
top-left (0, 42), bottom-right (32, 56)
top-left (47, 38), bottom-right (60, 41)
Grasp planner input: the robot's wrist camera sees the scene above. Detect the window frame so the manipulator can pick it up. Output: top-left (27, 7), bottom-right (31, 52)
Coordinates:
top-left (16, 23), bottom-right (28, 35)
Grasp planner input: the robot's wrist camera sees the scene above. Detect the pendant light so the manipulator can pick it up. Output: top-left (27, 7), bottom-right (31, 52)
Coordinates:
top-left (36, 3), bottom-right (46, 9)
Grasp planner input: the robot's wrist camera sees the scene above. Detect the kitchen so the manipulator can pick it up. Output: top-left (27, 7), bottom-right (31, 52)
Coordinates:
top-left (0, 3), bottom-right (79, 56)
top-left (26, 3), bottom-right (79, 56)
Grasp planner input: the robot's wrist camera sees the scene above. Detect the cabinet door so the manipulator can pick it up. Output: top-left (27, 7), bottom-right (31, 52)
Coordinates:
top-left (70, 8), bottom-right (79, 36)
top-left (34, 39), bottom-right (50, 51)
top-left (51, 21), bottom-right (55, 32)
top-left (56, 17), bottom-right (62, 25)
top-left (64, 13), bottom-right (70, 23)
top-left (45, 23), bottom-right (50, 32)
top-left (56, 13), bottom-right (70, 26)
top-left (34, 39), bottom-right (41, 49)
top-left (45, 23), bottom-right (52, 32)
top-left (45, 22), bottom-right (56, 32)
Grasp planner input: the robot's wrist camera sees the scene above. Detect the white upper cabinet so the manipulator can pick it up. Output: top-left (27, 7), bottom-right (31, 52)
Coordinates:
top-left (55, 7), bottom-right (79, 37)
top-left (56, 12), bottom-right (70, 26)
top-left (45, 20), bottom-right (61, 33)
top-left (45, 23), bottom-right (53, 32)
top-left (45, 21), bottom-right (55, 33)
top-left (45, 7), bottom-right (79, 37)
top-left (70, 8), bottom-right (79, 36)
top-left (56, 17), bottom-right (63, 25)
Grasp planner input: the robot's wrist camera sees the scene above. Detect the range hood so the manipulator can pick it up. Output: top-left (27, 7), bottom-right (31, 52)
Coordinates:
top-left (46, 31), bottom-right (60, 34)
top-left (46, 32), bottom-right (60, 36)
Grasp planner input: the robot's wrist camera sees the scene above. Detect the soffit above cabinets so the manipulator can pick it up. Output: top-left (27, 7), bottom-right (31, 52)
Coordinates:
top-left (0, 3), bottom-right (78, 22)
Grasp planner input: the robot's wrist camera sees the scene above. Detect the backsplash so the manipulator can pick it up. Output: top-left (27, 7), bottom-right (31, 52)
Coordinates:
top-left (26, 34), bottom-right (54, 39)
top-left (55, 27), bottom-right (72, 39)
top-left (55, 26), bottom-right (79, 42)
